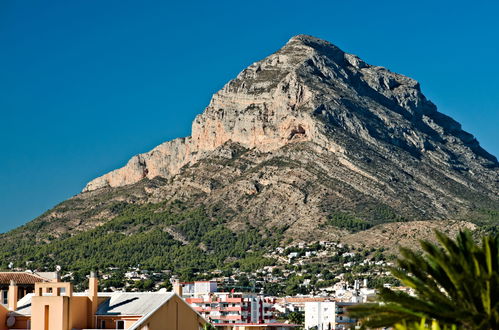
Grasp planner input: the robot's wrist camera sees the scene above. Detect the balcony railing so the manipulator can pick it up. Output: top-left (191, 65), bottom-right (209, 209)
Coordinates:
top-left (194, 306), bottom-right (244, 312)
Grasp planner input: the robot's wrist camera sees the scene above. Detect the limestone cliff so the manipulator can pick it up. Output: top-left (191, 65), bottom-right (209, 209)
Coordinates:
top-left (2, 35), bottom-right (498, 275)
top-left (42, 34), bottom-right (496, 242)
top-left (83, 35), bottom-right (497, 206)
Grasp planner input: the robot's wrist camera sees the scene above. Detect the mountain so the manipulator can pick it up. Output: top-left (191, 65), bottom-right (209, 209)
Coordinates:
top-left (1, 35), bottom-right (497, 273)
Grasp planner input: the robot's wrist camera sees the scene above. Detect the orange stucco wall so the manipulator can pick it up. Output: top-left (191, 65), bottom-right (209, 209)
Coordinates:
top-left (136, 295), bottom-right (206, 330)
top-left (9, 316), bottom-right (30, 330)
top-left (69, 296), bottom-right (89, 329)
top-left (96, 316), bottom-right (141, 329)
top-left (31, 295), bottom-right (69, 330)
top-left (7, 287), bottom-right (206, 330)
top-left (0, 304), bottom-right (7, 330)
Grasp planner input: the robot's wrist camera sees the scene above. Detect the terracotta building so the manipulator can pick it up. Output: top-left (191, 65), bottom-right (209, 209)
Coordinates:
top-left (0, 272), bottom-right (206, 330)
top-left (0, 272), bottom-right (56, 306)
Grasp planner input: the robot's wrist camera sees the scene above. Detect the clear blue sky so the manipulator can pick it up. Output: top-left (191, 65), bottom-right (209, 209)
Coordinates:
top-left (1, 0), bottom-right (498, 233)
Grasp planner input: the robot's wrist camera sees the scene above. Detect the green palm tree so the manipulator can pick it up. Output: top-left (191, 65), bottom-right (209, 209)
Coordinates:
top-left (348, 230), bottom-right (499, 329)
top-left (395, 318), bottom-right (456, 330)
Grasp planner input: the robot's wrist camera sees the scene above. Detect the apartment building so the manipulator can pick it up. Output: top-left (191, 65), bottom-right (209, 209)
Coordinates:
top-left (215, 324), bottom-right (300, 330)
top-left (176, 281), bottom-right (277, 324)
top-left (304, 301), bottom-right (357, 330)
top-left (0, 272), bottom-right (206, 330)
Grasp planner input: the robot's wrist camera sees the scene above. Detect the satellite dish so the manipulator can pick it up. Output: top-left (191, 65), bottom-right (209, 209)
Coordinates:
top-left (8, 262), bottom-right (13, 269)
top-left (6, 316), bottom-right (15, 327)
top-left (56, 265), bottom-right (62, 272)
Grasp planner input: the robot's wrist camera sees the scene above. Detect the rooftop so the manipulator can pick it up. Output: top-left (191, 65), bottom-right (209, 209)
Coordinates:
top-left (12, 292), bottom-right (174, 317)
top-left (97, 292), bottom-right (174, 316)
top-left (0, 272), bottom-right (51, 285)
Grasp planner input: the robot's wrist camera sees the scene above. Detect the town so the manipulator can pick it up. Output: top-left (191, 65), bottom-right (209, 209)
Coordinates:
top-left (2, 1), bottom-right (498, 329)
top-left (0, 240), bottom-right (409, 329)
top-left (0, 268), bottom-right (410, 329)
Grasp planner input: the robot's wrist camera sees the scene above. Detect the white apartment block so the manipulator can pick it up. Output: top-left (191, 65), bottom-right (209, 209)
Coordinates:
top-left (305, 301), bottom-right (356, 329)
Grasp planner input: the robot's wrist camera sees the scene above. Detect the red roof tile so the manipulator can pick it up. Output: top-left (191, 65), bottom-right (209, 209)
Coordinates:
top-left (0, 272), bottom-right (50, 285)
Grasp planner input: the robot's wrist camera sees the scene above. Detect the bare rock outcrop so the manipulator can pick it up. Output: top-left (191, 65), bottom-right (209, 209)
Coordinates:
top-left (85, 35), bottom-right (497, 195)
top-left (81, 35), bottom-right (498, 232)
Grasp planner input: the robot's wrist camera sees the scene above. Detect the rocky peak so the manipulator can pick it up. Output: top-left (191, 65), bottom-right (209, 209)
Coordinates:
top-left (83, 35), bottom-right (497, 192)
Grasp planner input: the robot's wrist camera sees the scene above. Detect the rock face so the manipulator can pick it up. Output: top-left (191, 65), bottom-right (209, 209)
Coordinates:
top-left (84, 35), bottom-right (497, 199)
top-left (2, 35), bottom-right (497, 274)
top-left (71, 35), bottom-right (499, 240)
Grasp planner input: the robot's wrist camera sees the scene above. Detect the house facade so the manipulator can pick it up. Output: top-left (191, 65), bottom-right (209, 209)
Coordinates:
top-left (304, 301), bottom-right (357, 330)
top-left (0, 272), bottom-right (56, 307)
top-left (176, 281), bottom-right (277, 324)
top-left (0, 272), bottom-right (206, 330)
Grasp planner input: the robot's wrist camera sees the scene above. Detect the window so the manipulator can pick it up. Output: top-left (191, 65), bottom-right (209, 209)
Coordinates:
top-left (2, 291), bottom-right (7, 305)
top-left (100, 320), bottom-right (106, 329)
top-left (116, 320), bottom-right (124, 329)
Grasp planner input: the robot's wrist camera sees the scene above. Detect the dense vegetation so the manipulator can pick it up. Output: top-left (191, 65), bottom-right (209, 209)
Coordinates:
top-left (0, 198), bottom-right (406, 295)
top-left (0, 201), bottom-right (280, 281)
top-left (325, 212), bottom-right (372, 232)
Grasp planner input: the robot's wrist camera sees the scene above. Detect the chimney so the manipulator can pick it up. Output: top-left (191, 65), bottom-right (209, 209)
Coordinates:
top-left (173, 280), bottom-right (183, 297)
top-left (89, 271), bottom-right (98, 296)
top-left (88, 271), bottom-right (99, 326)
top-left (8, 280), bottom-right (18, 311)
top-left (52, 270), bottom-right (61, 283)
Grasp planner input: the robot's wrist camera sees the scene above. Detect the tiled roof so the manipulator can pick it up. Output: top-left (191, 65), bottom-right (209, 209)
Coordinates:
top-left (0, 272), bottom-right (49, 285)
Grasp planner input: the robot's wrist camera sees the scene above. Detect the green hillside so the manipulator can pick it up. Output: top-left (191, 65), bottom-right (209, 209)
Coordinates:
top-left (0, 201), bottom-right (279, 280)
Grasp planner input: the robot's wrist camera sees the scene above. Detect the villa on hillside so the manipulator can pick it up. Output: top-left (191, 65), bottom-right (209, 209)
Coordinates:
top-left (0, 272), bottom-right (206, 330)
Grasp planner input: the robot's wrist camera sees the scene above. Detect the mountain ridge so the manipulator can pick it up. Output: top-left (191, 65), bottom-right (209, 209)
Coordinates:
top-left (83, 34), bottom-right (497, 198)
top-left (0, 35), bottom-right (497, 272)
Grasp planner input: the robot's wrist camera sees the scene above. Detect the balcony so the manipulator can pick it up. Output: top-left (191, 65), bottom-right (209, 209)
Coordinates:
top-left (194, 306), bottom-right (243, 312)
top-left (212, 314), bottom-right (243, 321)
top-left (187, 297), bottom-right (221, 303)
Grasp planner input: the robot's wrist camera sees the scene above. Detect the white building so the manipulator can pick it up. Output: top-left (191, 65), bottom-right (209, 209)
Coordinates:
top-left (305, 301), bottom-right (335, 330)
top-left (304, 301), bottom-right (357, 330)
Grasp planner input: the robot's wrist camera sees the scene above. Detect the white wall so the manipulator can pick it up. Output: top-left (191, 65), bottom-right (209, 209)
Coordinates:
top-left (304, 301), bottom-right (335, 330)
